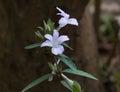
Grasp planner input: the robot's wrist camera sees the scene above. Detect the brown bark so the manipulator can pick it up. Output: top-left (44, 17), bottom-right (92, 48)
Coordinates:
top-left (74, 5), bottom-right (105, 92)
top-left (93, 0), bottom-right (101, 40)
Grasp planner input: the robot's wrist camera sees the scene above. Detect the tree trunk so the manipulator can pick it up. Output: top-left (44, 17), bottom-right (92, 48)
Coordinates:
top-left (74, 5), bottom-right (105, 92)
top-left (93, 0), bottom-right (101, 41)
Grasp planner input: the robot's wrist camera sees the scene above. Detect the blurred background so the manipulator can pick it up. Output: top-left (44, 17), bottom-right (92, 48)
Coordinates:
top-left (0, 0), bottom-right (120, 92)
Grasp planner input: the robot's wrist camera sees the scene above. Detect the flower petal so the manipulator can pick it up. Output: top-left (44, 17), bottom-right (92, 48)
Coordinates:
top-left (68, 18), bottom-right (78, 26)
top-left (51, 45), bottom-right (64, 55)
top-left (58, 35), bottom-right (69, 44)
top-left (41, 40), bottom-right (53, 47)
top-left (45, 34), bottom-right (53, 41)
top-left (56, 7), bottom-right (64, 14)
top-left (56, 7), bottom-right (69, 18)
top-left (53, 29), bottom-right (59, 38)
top-left (58, 18), bottom-right (68, 27)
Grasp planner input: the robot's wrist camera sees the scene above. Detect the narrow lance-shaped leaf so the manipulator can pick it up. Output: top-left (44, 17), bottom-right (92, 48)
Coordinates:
top-left (63, 69), bottom-right (97, 80)
top-left (21, 73), bottom-right (51, 92)
top-left (60, 80), bottom-right (72, 91)
top-left (37, 26), bottom-right (44, 31)
top-left (62, 42), bottom-right (73, 50)
top-left (43, 20), bottom-right (51, 31)
top-left (24, 42), bottom-right (41, 49)
top-left (72, 81), bottom-right (82, 92)
top-left (61, 77), bottom-right (81, 92)
top-left (48, 62), bottom-right (57, 72)
top-left (57, 54), bottom-right (77, 70)
top-left (47, 19), bottom-right (55, 31)
top-left (35, 31), bottom-right (44, 39)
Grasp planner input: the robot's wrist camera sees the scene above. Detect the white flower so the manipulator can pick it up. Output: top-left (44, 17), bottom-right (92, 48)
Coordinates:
top-left (61, 73), bottom-right (73, 85)
top-left (41, 29), bottom-right (69, 55)
top-left (56, 7), bottom-right (78, 27)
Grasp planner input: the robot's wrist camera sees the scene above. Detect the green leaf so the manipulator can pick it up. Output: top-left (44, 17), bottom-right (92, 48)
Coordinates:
top-left (48, 62), bottom-right (54, 70)
top-left (48, 62), bottom-right (57, 72)
top-left (43, 20), bottom-right (51, 31)
top-left (37, 26), bottom-right (43, 31)
top-left (61, 80), bottom-right (82, 92)
top-left (62, 42), bottom-right (73, 50)
top-left (21, 74), bottom-right (51, 92)
top-left (60, 80), bottom-right (72, 91)
top-left (72, 81), bottom-right (82, 92)
top-left (43, 20), bottom-right (47, 29)
top-left (47, 19), bottom-right (54, 31)
top-left (24, 42), bottom-right (41, 49)
top-left (63, 69), bottom-right (97, 80)
top-left (35, 31), bottom-right (44, 39)
top-left (57, 54), bottom-right (77, 70)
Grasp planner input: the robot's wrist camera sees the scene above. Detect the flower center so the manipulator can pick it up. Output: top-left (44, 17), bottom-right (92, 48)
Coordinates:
top-left (52, 41), bottom-right (59, 48)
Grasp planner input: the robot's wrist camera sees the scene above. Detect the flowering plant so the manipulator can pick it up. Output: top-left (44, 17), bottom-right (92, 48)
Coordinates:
top-left (22, 7), bottom-right (97, 92)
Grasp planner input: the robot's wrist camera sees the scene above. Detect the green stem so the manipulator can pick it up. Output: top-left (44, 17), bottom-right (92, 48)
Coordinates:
top-left (56, 26), bottom-right (62, 31)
